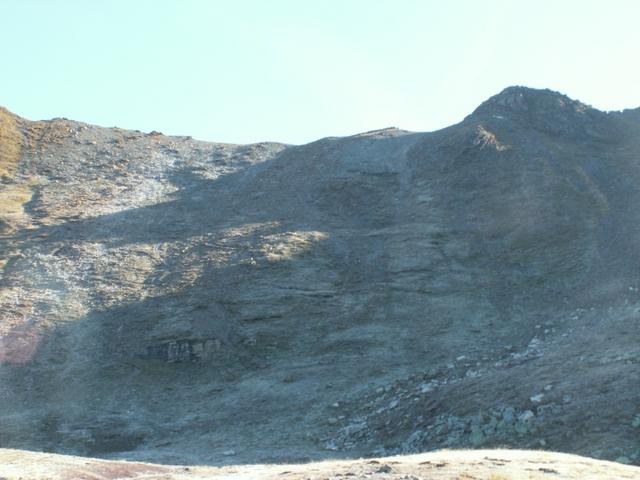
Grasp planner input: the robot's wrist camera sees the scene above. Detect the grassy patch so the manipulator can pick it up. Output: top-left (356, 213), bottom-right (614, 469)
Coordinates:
top-left (0, 184), bottom-right (32, 216)
top-left (0, 107), bottom-right (22, 179)
top-left (0, 182), bottom-right (34, 238)
top-left (0, 183), bottom-right (34, 277)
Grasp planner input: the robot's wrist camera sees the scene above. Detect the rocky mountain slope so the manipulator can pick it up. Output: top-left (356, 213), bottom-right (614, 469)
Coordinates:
top-left (1, 87), bottom-right (639, 466)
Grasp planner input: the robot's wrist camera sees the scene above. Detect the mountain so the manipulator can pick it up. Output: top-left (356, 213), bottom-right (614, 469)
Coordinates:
top-left (1, 87), bottom-right (640, 466)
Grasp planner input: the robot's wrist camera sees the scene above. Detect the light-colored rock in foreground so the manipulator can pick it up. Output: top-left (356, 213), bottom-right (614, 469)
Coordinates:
top-left (0, 448), bottom-right (637, 480)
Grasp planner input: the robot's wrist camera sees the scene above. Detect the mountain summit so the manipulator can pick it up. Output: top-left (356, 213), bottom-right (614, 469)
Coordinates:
top-left (468, 86), bottom-right (625, 141)
top-left (473, 86), bottom-right (591, 115)
top-left (1, 88), bottom-right (639, 466)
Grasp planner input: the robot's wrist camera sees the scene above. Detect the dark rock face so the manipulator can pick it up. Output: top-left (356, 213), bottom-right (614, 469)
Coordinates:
top-left (145, 338), bottom-right (222, 363)
top-left (471, 86), bottom-right (616, 140)
top-left (1, 87), bottom-right (639, 465)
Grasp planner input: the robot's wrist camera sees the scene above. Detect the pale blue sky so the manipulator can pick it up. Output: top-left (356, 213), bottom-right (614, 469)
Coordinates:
top-left (2, 1), bottom-right (639, 144)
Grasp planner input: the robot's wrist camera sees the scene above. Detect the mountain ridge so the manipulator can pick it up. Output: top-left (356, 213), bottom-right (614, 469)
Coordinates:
top-left (4, 86), bottom-right (640, 149)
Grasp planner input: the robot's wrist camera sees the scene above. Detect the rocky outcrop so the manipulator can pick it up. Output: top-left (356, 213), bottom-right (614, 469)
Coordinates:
top-left (145, 338), bottom-right (223, 363)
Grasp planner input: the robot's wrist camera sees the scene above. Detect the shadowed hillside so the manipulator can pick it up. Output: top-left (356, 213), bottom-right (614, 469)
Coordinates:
top-left (1, 87), bottom-right (639, 466)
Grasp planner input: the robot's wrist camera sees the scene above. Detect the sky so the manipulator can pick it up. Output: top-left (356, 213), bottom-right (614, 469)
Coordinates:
top-left (1, 0), bottom-right (639, 145)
